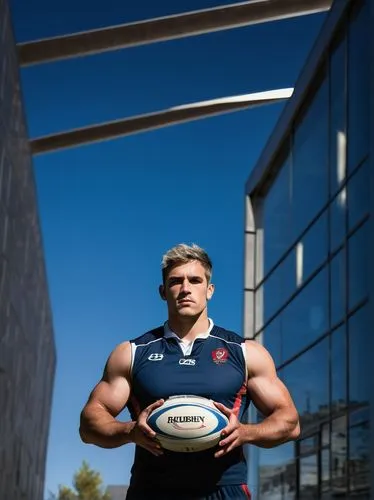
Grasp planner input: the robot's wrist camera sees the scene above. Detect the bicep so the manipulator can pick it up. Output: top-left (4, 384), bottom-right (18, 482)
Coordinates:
top-left (247, 373), bottom-right (295, 418)
top-left (245, 341), bottom-right (297, 417)
top-left (84, 342), bottom-right (132, 417)
top-left (87, 376), bottom-right (130, 417)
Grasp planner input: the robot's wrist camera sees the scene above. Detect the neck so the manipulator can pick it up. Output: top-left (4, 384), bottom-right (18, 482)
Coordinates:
top-left (167, 312), bottom-right (210, 342)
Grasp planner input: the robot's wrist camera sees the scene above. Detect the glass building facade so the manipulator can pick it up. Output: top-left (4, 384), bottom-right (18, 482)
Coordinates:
top-left (0, 0), bottom-right (56, 498)
top-left (244, 0), bottom-right (373, 498)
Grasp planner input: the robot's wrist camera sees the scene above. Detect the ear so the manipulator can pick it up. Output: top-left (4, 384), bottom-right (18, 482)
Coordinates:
top-left (207, 283), bottom-right (215, 301)
top-left (159, 284), bottom-right (166, 300)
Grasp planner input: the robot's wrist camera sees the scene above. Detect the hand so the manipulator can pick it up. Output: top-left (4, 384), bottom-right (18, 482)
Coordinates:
top-left (129, 399), bottom-right (165, 456)
top-left (213, 402), bottom-right (245, 458)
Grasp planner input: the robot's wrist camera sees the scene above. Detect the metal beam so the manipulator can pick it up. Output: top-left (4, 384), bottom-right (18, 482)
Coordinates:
top-left (30, 88), bottom-right (293, 155)
top-left (18, 0), bottom-right (332, 66)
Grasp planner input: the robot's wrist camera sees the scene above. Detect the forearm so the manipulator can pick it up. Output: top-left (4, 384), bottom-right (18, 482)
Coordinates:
top-left (79, 405), bottom-right (135, 448)
top-left (243, 409), bottom-right (300, 448)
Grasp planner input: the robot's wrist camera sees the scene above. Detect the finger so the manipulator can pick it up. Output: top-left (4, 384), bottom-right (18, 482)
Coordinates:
top-left (215, 446), bottom-right (227, 458)
top-left (141, 399), bottom-right (165, 420)
top-left (139, 399), bottom-right (165, 437)
top-left (221, 440), bottom-right (238, 455)
top-left (219, 431), bottom-right (237, 447)
top-left (214, 439), bottom-right (238, 458)
top-left (145, 445), bottom-right (164, 457)
top-left (213, 402), bottom-right (235, 438)
top-left (149, 444), bottom-right (164, 456)
top-left (220, 419), bottom-right (238, 436)
top-left (147, 399), bottom-right (165, 414)
top-left (138, 421), bottom-right (157, 439)
top-left (220, 416), bottom-right (240, 439)
top-left (213, 401), bottom-right (232, 417)
top-left (141, 436), bottom-right (164, 455)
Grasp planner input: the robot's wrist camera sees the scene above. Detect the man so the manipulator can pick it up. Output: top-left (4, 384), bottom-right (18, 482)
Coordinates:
top-left (80, 244), bottom-right (300, 499)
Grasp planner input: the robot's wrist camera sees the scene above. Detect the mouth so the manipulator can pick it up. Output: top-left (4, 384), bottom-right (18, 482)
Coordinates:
top-left (177, 300), bottom-right (194, 306)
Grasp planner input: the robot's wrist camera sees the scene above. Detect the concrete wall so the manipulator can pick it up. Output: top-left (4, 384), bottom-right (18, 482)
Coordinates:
top-left (0, 0), bottom-right (56, 498)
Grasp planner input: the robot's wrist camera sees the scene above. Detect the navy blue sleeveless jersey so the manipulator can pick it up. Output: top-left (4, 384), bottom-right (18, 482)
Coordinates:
top-left (127, 324), bottom-right (250, 491)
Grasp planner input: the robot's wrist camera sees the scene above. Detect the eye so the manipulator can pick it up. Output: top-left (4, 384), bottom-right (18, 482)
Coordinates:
top-left (168, 278), bottom-right (181, 287)
top-left (190, 278), bottom-right (203, 284)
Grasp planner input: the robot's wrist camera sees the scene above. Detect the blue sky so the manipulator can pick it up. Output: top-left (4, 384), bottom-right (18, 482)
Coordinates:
top-left (10, 0), bottom-right (326, 496)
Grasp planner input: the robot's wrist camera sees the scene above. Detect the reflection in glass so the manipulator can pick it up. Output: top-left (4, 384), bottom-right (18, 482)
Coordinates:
top-left (258, 442), bottom-right (296, 500)
top-left (349, 407), bottom-right (370, 494)
top-left (349, 306), bottom-right (371, 407)
top-left (331, 416), bottom-right (348, 495)
top-left (292, 77), bottom-right (329, 237)
top-left (348, 161), bottom-right (369, 230)
top-left (330, 191), bottom-right (346, 252)
top-left (298, 213), bottom-right (328, 285)
top-left (300, 454), bottom-right (318, 499)
top-left (348, 0), bottom-right (369, 170)
top-left (322, 422), bottom-right (330, 447)
top-left (331, 326), bottom-right (347, 415)
top-left (330, 32), bottom-right (347, 195)
top-left (300, 436), bottom-right (318, 455)
top-left (348, 223), bottom-right (368, 310)
top-left (261, 316), bottom-right (282, 368)
top-left (283, 339), bottom-right (329, 437)
top-left (321, 449), bottom-right (330, 493)
top-left (259, 267), bottom-right (282, 330)
top-left (282, 250), bottom-right (296, 305)
top-left (282, 269), bottom-right (328, 361)
top-left (330, 251), bottom-right (346, 328)
top-left (263, 159), bottom-right (292, 274)
top-left (260, 252), bottom-right (296, 330)
top-left (254, 283), bottom-right (264, 333)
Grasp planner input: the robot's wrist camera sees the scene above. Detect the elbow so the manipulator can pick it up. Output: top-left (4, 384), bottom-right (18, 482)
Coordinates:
top-left (79, 426), bottom-right (90, 444)
top-left (290, 418), bottom-right (301, 441)
top-left (79, 411), bottom-right (92, 444)
top-left (79, 423), bottom-right (91, 444)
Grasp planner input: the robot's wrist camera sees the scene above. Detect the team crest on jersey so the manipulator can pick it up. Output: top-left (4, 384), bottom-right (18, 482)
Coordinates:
top-left (211, 348), bottom-right (228, 364)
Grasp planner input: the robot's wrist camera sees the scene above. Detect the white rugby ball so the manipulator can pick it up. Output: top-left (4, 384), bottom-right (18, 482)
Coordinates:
top-left (147, 395), bottom-right (228, 453)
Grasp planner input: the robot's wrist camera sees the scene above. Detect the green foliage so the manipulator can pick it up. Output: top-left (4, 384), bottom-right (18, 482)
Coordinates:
top-left (48, 461), bottom-right (110, 500)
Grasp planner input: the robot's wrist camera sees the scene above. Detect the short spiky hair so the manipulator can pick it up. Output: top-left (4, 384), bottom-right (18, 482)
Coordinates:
top-left (161, 243), bottom-right (212, 283)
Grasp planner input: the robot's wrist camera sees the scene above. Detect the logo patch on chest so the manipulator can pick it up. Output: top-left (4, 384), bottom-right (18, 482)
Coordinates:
top-left (211, 348), bottom-right (228, 364)
top-left (148, 353), bottom-right (164, 361)
top-left (179, 358), bottom-right (196, 366)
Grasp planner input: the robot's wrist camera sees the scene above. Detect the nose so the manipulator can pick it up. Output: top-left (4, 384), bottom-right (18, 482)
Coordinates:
top-left (180, 279), bottom-right (191, 295)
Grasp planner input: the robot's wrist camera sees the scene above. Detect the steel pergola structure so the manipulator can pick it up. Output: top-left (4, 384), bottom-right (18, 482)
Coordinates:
top-left (19, 0), bottom-right (332, 154)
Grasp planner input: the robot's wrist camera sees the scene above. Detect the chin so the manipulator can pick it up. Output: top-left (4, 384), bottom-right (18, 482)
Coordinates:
top-left (176, 308), bottom-right (202, 318)
top-left (177, 309), bottom-right (196, 316)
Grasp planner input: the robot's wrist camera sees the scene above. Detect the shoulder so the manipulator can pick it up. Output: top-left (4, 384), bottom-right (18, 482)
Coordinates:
top-left (130, 326), bottom-right (165, 346)
top-left (210, 325), bottom-right (245, 345)
top-left (103, 341), bottom-right (132, 379)
top-left (244, 340), bottom-right (277, 377)
top-left (244, 339), bottom-right (272, 356)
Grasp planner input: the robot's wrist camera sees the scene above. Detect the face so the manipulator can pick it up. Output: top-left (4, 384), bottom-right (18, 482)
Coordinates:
top-left (160, 261), bottom-right (214, 319)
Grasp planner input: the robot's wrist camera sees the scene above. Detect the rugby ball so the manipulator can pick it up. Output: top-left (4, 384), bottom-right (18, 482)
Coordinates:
top-left (147, 395), bottom-right (228, 452)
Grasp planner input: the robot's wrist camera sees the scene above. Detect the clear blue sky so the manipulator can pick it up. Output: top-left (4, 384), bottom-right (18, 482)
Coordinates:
top-left (10, 0), bottom-right (325, 496)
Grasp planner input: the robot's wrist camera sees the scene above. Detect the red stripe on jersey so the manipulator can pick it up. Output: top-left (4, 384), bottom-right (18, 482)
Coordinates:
top-left (241, 484), bottom-right (251, 499)
top-left (232, 381), bottom-right (247, 417)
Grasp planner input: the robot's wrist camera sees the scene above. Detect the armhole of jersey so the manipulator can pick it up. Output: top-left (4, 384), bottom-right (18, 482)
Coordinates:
top-left (130, 342), bottom-right (137, 378)
top-left (241, 342), bottom-right (248, 377)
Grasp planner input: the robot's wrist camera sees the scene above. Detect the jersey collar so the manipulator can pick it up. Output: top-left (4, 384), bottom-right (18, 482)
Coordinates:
top-left (163, 318), bottom-right (214, 342)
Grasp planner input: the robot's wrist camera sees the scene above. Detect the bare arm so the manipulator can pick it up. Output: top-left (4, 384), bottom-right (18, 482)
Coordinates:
top-left (215, 340), bottom-right (300, 456)
top-left (79, 342), bottom-right (163, 454)
top-left (244, 340), bottom-right (300, 447)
